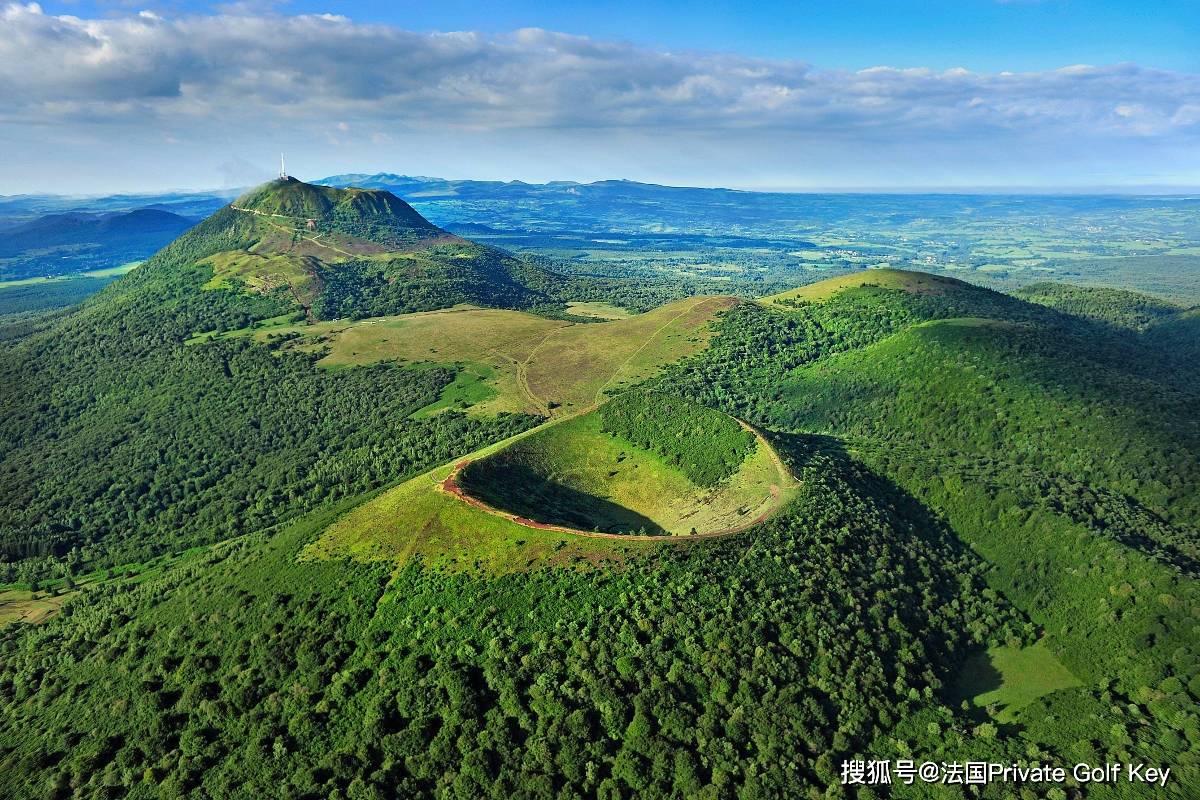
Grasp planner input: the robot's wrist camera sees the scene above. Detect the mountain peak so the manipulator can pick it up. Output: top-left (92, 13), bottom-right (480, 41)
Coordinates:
top-left (232, 177), bottom-right (438, 233)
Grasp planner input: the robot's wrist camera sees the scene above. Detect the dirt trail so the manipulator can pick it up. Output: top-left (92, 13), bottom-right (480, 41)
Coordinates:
top-left (230, 204), bottom-right (356, 258)
top-left (592, 295), bottom-right (726, 406)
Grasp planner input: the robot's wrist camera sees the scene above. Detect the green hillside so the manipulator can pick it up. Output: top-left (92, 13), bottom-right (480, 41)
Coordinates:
top-left (1015, 281), bottom-right (1187, 331)
top-left (658, 273), bottom-right (1200, 794)
top-left (233, 178), bottom-right (441, 241)
top-left (0, 432), bottom-right (1026, 800)
top-left (0, 179), bottom-right (571, 568)
top-left (1, 262), bottom-right (1197, 799)
top-left (760, 267), bottom-right (967, 306)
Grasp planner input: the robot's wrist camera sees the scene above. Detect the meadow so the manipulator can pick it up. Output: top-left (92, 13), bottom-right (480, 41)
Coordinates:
top-left (950, 640), bottom-right (1082, 723)
top-left (237, 295), bottom-right (737, 416)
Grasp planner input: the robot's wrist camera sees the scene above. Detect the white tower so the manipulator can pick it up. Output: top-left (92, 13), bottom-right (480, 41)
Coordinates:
top-left (279, 153), bottom-right (287, 180)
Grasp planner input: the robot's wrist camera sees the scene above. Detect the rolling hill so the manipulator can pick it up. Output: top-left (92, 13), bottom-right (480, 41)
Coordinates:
top-left (0, 178), bottom-right (584, 565)
top-left (0, 251), bottom-right (1197, 800)
top-left (0, 208), bottom-right (195, 280)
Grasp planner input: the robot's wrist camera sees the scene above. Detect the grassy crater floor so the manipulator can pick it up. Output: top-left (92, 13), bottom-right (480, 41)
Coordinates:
top-left (305, 407), bottom-right (797, 572)
top-left (455, 412), bottom-right (789, 536)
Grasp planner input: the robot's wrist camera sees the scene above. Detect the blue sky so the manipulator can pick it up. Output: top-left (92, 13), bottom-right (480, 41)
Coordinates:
top-left (38, 0), bottom-right (1200, 72)
top-left (4, 1), bottom-right (1199, 193)
top-left (292, 0), bottom-right (1200, 72)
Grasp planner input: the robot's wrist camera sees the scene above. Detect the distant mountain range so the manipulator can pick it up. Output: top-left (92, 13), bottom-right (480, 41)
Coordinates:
top-left (0, 208), bottom-right (197, 280)
top-left (0, 209), bottom-right (194, 258)
top-left (4, 174), bottom-right (1199, 296)
top-left (318, 172), bottom-right (738, 199)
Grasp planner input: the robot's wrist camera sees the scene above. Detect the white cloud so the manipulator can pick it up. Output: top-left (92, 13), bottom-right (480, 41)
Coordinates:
top-left (0, 2), bottom-right (1196, 141)
top-left (0, 3), bottom-right (1196, 192)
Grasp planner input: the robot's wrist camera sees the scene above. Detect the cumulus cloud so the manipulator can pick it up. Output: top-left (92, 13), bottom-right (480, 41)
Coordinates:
top-left (1, 1), bottom-right (1197, 141)
top-left (0, 3), bottom-right (1197, 192)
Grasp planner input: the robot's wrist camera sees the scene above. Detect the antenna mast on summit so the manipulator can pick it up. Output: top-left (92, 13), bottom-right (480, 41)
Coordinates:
top-left (279, 153), bottom-right (287, 180)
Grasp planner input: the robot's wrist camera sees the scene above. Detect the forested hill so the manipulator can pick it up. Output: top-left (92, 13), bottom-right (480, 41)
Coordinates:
top-left (0, 178), bottom-right (566, 569)
top-left (0, 209), bottom-right (194, 260)
top-left (231, 178), bottom-right (444, 246)
top-left (92, 177), bottom-right (561, 332)
top-left (1013, 281), bottom-right (1200, 388)
top-left (655, 272), bottom-right (1200, 796)
top-left (1014, 281), bottom-right (1191, 331)
top-left (0, 263), bottom-right (1197, 798)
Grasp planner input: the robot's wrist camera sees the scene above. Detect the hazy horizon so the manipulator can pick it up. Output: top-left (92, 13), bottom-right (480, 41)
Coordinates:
top-left (5, 172), bottom-right (1200, 201)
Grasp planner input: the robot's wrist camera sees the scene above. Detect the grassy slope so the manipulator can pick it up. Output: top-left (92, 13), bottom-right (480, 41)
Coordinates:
top-left (307, 405), bottom-right (794, 571)
top-left (564, 301), bottom-right (633, 319)
top-left (201, 250), bottom-right (321, 299)
top-left (524, 295), bottom-right (738, 412)
top-left (239, 295), bottom-right (736, 416)
top-left (760, 268), bottom-right (965, 306)
top-left (950, 640), bottom-right (1082, 723)
top-left (0, 590), bottom-right (75, 626)
top-left (303, 422), bottom-right (648, 573)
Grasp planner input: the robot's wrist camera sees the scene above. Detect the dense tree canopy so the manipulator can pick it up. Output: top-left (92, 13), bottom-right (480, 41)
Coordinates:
top-left (1, 230), bottom-right (1197, 799)
top-left (599, 392), bottom-right (754, 487)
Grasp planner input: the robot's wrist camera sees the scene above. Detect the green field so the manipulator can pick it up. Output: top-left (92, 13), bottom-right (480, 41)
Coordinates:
top-left (409, 362), bottom-right (498, 417)
top-left (458, 410), bottom-right (789, 536)
top-left (565, 300), bottom-right (632, 319)
top-left (0, 260), bottom-right (141, 288)
top-left (235, 295), bottom-right (737, 416)
top-left (201, 249), bottom-right (321, 301)
top-left (950, 640), bottom-right (1082, 722)
top-left (760, 267), bottom-right (962, 306)
top-left (0, 589), bottom-right (76, 626)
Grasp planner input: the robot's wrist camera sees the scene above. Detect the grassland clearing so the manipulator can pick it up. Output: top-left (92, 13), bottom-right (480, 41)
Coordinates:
top-left (409, 362), bottom-right (498, 418)
top-left (950, 640), bottom-right (1082, 723)
top-left (82, 261), bottom-right (142, 278)
top-left (232, 295), bottom-right (735, 416)
top-left (524, 295), bottom-right (738, 412)
top-left (761, 268), bottom-right (961, 306)
top-left (565, 301), bottom-right (632, 319)
top-left (0, 275), bottom-right (65, 288)
top-left (0, 589), bottom-right (76, 626)
top-left (200, 249), bottom-right (321, 301)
